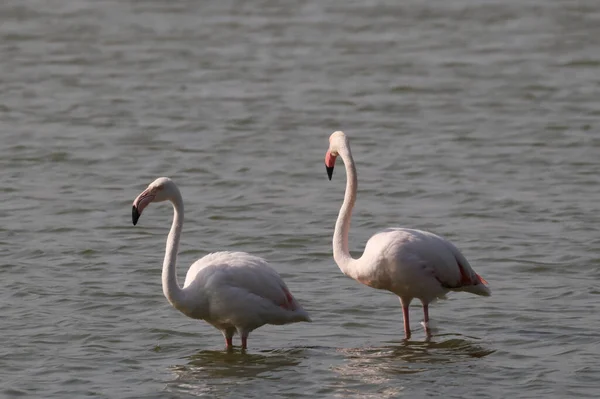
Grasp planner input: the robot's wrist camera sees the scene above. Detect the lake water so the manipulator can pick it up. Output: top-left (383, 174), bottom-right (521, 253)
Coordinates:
top-left (1, 0), bottom-right (599, 398)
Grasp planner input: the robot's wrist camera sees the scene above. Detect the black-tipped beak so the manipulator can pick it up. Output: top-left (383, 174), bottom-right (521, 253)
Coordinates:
top-left (132, 206), bottom-right (141, 226)
top-left (326, 165), bottom-right (334, 180)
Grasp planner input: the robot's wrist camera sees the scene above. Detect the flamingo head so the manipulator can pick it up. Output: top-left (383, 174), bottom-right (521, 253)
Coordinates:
top-left (132, 177), bottom-right (176, 225)
top-left (325, 130), bottom-right (348, 180)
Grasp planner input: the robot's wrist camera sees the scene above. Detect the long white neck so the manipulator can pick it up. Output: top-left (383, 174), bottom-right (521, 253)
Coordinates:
top-left (333, 145), bottom-right (359, 279)
top-left (162, 192), bottom-right (187, 310)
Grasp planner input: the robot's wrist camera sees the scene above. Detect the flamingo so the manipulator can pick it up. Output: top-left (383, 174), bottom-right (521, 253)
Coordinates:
top-left (324, 131), bottom-right (490, 340)
top-left (131, 177), bottom-right (311, 350)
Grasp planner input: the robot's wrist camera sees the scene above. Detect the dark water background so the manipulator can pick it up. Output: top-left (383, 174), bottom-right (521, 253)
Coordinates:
top-left (1, 0), bottom-right (599, 397)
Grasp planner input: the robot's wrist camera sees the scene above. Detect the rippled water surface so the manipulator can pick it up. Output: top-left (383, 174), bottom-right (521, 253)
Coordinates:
top-left (1, 0), bottom-right (599, 398)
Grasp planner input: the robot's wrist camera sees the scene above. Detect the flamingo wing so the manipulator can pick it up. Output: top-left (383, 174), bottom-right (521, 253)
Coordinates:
top-left (403, 229), bottom-right (491, 296)
top-left (184, 252), bottom-right (309, 320)
top-left (369, 229), bottom-right (490, 297)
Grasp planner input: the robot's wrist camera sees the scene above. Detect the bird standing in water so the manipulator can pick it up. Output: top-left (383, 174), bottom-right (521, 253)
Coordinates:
top-left (324, 131), bottom-right (490, 339)
top-left (131, 177), bottom-right (311, 350)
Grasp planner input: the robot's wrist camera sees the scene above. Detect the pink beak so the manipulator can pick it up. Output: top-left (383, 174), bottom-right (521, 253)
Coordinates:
top-left (132, 189), bottom-right (155, 225)
top-left (325, 150), bottom-right (337, 180)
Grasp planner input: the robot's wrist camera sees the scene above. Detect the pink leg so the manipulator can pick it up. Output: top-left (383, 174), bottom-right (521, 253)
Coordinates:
top-left (223, 328), bottom-right (234, 350)
top-left (402, 304), bottom-right (411, 340)
top-left (423, 303), bottom-right (431, 338)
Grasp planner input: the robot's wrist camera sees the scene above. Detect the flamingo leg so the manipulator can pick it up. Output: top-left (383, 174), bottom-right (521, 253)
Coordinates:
top-left (422, 303), bottom-right (431, 338)
top-left (402, 305), bottom-right (411, 339)
top-left (241, 335), bottom-right (248, 350)
top-left (223, 328), bottom-right (235, 350)
top-left (397, 297), bottom-right (411, 340)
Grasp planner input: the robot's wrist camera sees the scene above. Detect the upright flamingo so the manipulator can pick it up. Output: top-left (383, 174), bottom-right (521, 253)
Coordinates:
top-left (131, 177), bottom-right (310, 350)
top-left (324, 131), bottom-right (490, 339)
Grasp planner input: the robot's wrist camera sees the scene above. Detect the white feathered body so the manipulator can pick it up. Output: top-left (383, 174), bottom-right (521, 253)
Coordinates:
top-left (352, 228), bottom-right (490, 304)
top-left (175, 251), bottom-right (310, 335)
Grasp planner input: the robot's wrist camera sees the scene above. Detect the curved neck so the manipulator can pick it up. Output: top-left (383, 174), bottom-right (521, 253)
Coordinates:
top-left (333, 145), bottom-right (358, 276)
top-left (162, 192), bottom-right (187, 310)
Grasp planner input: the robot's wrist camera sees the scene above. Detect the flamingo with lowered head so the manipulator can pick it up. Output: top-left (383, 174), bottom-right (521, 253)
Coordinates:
top-left (131, 177), bottom-right (311, 350)
top-left (324, 131), bottom-right (490, 339)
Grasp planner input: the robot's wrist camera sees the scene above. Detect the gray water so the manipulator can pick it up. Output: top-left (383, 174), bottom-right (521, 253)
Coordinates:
top-left (1, 0), bottom-right (599, 398)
